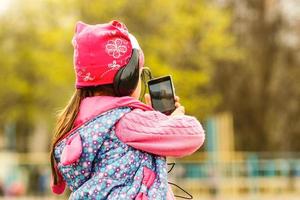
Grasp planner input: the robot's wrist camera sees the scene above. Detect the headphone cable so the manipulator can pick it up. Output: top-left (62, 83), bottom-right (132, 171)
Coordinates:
top-left (167, 163), bottom-right (193, 199)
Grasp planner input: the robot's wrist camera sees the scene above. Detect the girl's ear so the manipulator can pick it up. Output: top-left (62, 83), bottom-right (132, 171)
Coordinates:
top-left (75, 21), bottom-right (87, 33)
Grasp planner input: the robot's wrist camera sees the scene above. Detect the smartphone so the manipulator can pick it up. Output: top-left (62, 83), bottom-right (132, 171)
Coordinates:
top-left (147, 75), bottom-right (176, 115)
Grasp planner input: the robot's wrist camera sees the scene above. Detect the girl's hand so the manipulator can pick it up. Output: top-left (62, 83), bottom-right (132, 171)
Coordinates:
top-left (171, 96), bottom-right (185, 117)
top-left (144, 94), bottom-right (185, 116)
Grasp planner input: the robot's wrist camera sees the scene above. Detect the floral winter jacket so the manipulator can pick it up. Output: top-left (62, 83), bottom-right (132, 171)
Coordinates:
top-left (51, 96), bottom-right (205, 200)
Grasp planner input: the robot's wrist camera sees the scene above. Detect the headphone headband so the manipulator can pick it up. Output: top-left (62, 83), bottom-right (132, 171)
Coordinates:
top-left (113, 49), bottom-right (140, 96)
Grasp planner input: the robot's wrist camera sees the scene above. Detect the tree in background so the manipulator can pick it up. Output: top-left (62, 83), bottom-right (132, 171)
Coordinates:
top-left (213, 0), bottom-right (300, 151)
top-left (75, 0), bottom-right (241, 119)
top-left (0, 0), bottom-right (74, 151)
top-left (0, 0), bottom-right (238, 152)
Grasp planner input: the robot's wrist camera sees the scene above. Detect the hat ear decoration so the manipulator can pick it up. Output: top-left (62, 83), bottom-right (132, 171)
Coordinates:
top-left (75, 21), bottom-right (87, 33)
top-left (110, 20), bottom-right (128, 32)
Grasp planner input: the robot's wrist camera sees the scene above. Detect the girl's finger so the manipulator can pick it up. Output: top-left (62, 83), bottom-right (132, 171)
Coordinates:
top-left (180, 106), bottom-right (185, 113)
top-left (171, 106), bottom-right (185, 117)
top-left (175, 102), bottom-right (181, 108)
top-left (177, 106), bottom-right (185, 114)
top-left (144, 93), bottom-right (152, 107)
top-left (175, 96), bottom-right (180, 102)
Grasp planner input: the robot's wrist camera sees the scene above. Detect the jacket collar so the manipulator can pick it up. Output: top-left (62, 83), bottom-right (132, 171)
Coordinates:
top-left (74, 96), bottom-right (153, 127)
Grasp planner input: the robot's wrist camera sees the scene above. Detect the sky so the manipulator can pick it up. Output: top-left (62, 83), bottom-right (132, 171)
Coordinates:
top-left (0, 0), bottom-right (11, 15)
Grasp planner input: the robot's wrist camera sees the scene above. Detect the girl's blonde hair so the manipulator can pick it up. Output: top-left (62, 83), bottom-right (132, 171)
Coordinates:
top-left (50, 85), bottom-right (115, 185)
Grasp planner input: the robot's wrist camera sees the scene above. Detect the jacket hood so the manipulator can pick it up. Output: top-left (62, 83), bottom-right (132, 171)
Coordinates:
top-left (74, 96), bottom-right (153, 128)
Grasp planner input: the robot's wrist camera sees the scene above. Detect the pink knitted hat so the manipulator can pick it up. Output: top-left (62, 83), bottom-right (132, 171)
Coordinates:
top-left (72, 20), bottom-right (144, 88)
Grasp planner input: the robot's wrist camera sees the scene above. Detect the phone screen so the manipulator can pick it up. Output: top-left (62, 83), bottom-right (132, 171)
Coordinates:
top-left (148, 76), bottom-right (176, 115)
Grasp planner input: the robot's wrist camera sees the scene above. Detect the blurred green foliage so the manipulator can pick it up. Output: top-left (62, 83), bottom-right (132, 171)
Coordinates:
top-left (0, 0), bottom-right (240, 149)
top-left (75, 0), bottom-right (242, 118)
top-left (1, 0), bottom-right (300, 152)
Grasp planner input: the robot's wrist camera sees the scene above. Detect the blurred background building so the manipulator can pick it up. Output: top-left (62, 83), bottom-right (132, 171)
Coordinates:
top-left (0, 0), bottom-right (299, 199)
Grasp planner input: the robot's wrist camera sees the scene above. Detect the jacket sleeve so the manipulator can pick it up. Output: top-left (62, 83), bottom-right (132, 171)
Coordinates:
top-left (115, 109), bottom-right (205, 157)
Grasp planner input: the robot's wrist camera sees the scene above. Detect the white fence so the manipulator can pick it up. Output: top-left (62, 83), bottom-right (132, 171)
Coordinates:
top-left (0, 152), bottom-right (300, 200)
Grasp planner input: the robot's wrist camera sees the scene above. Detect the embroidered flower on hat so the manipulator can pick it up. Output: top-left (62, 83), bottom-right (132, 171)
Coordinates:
top-left (105, 39), bottom-right (128, 59)
top-left (77, 68), bottom-right (95, 82)
top-left (108, 60), bottom-right (120, 69)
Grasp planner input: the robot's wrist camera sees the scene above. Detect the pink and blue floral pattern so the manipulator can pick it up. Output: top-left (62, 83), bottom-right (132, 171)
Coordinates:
top-left (54, 107), bottom-right (168, 199)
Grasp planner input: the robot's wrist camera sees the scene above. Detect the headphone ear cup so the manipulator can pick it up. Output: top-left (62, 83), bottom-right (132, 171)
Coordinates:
top-left (113, 49), bottom-right (140, 96)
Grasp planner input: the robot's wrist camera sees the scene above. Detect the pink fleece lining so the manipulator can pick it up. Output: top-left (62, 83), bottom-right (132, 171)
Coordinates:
top-left (50, 166), bottom-right (66, 194)
top-left (74, 96), bottom-right (152, 127)
top-left (61, 133), bottom-right (82, 166)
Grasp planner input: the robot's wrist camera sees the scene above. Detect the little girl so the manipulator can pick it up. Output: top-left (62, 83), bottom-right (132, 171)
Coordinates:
top-left (50, 20), bottom-right (205, 200)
